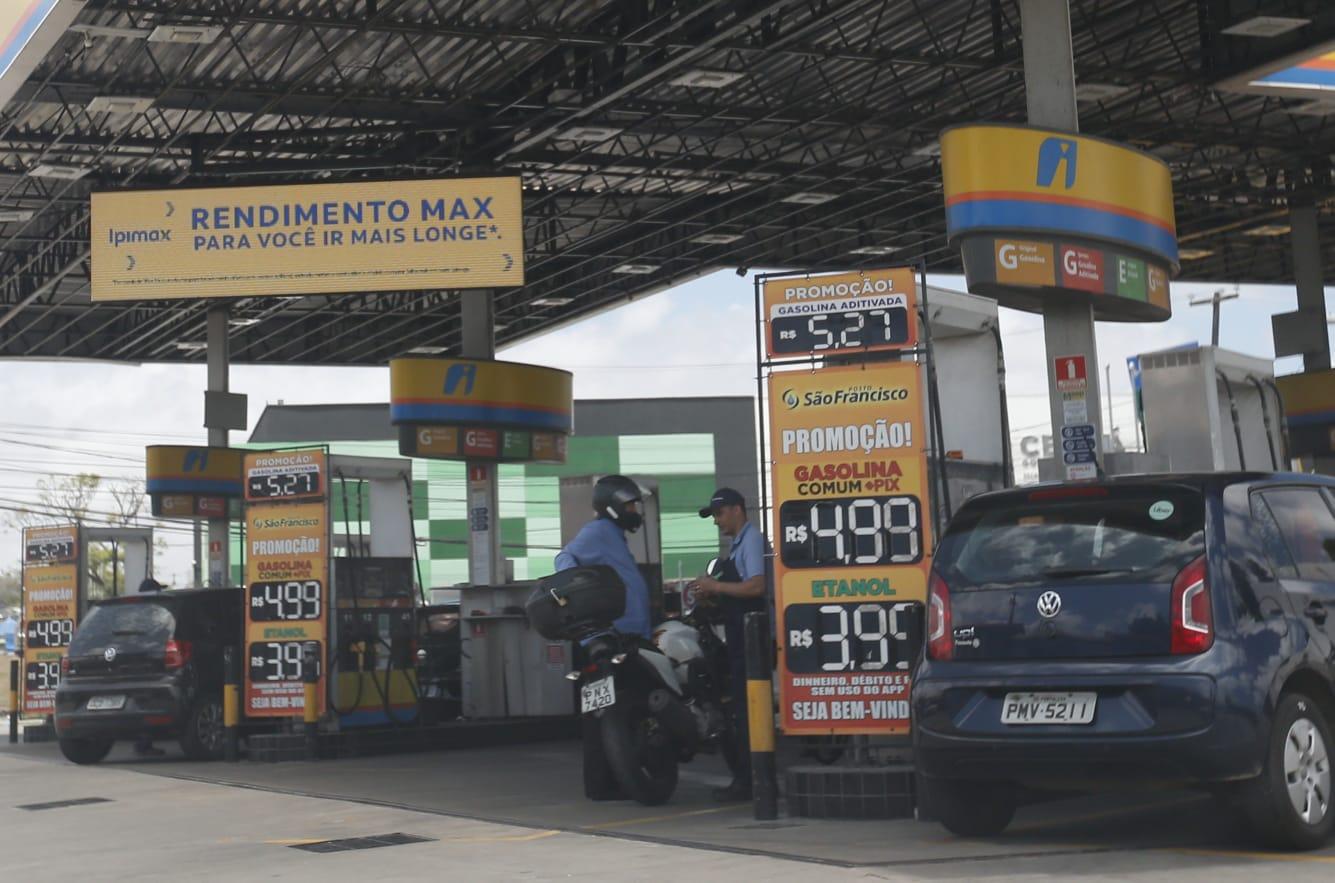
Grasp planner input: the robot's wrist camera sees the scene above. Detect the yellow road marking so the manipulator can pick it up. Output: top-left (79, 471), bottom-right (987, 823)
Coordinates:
top-left (438, 830), bottom-right (563, 844)
top-left (582, 805), bottom-right (743, 830)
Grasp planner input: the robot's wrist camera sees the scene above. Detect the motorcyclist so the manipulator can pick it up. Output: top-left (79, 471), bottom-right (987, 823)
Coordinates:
top-left (554, 474), bottom-right (652, 800)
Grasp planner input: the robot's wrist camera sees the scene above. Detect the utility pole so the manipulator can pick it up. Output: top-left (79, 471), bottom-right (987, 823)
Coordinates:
top-left (1189, 288), bottom-right (1239, 347)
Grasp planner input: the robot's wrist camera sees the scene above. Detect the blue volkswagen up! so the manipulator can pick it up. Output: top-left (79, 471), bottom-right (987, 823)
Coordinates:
top-left (913, 473), bottom-right (1335, 849)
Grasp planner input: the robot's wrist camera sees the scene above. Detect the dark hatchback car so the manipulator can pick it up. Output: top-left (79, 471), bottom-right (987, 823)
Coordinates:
top-left (913, 473), bottom-right (1335, 849)
top-left (55, 588), bottom-right (240, 764)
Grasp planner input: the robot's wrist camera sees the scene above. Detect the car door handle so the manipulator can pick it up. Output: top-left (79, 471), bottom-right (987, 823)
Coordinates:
top-left (1305, 600), bottom-right (1328, 625)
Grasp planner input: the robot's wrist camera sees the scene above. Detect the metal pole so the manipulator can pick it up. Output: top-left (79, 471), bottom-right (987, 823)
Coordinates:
top-left (744, 611), bottom-right (777, 821)
top-left (1105, 364), bottom-right (1114, 448)
top-left (1211, 300), bottom-right (1222, 349)
top-left (8, 659), bottom-right (18, 744)
top-left (222, 645), bottom-right (239, 762)
top-left (460, 290), bottom-right (502, 585)
top-left (206, 305), bottom-right (230, 587)
top-left (192, 520), bottom-right (202, 588)
top-left (1020, 0), bottom-right (1104, 478)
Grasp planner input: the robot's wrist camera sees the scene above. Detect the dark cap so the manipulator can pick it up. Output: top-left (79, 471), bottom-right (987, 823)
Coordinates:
top-left (699, 487), bottom-right (746, 518)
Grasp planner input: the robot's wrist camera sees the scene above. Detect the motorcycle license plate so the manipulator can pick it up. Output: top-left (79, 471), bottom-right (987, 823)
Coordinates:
top-left (581, 676), bottom-right (616, 713)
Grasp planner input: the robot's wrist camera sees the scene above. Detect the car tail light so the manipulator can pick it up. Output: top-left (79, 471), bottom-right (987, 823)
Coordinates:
top-left (163, 639), bottom-right (193, 670)
top-left (1170, 555), bottom-right (1212, 655)
top-left (927, 572), bottom-right (953, 661)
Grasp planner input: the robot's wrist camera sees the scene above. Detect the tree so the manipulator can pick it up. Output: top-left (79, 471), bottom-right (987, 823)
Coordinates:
top-left (0, 567), bottom-right (19, 611)
top-left (6, 473), bottom-right (102, 530)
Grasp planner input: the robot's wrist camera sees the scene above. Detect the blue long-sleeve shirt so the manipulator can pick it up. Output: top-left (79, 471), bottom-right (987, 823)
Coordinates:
top-left (554, 517), bottom-right (652, 638)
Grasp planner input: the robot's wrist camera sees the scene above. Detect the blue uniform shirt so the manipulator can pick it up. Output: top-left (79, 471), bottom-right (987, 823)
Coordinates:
top-left (728, 521), bottom-right (775, 638)
top-left (554, 517), bottom-right (652, 638)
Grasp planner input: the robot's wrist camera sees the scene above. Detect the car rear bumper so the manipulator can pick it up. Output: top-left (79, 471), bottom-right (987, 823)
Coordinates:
top-left (55, 676), bottom-right (187, 739)
top-left (913, 666), bottom-right (1263, 787)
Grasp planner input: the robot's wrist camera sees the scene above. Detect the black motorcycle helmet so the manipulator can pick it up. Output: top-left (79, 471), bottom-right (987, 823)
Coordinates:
top-left (593, 474), bottom-right (643, 532)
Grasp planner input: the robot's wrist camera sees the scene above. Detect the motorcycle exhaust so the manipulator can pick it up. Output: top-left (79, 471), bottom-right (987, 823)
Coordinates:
top-left (648, 688), bottom-right (700, 752)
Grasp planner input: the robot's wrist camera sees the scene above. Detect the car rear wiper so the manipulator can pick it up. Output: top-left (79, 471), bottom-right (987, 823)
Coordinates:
top-left (1039, 567), bottom-right (1134, 579)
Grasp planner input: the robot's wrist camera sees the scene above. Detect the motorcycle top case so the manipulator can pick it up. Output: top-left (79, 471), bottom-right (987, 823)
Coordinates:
top-left (526, 566), bottom-right (626, 640)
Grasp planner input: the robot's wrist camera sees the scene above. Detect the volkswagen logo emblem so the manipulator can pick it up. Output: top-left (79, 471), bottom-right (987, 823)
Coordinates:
top-left (1036, 591), bottom-right (1062, 619)
top-left (104, 647), bottom-right (117, 662)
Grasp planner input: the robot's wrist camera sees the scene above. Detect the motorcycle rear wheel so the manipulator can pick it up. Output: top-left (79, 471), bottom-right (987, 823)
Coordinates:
top-left (601, 703), bottom-right (679, 806)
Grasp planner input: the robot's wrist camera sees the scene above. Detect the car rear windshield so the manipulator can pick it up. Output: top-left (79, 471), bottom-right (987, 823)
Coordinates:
top-left (70, 602), bottom-right (175, 656)
top-left (937, 485), bottom-right (1206, 590)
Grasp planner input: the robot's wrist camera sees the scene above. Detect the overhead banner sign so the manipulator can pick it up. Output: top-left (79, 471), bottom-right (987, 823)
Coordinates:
top-left (20, 524), bottom-right (80, 716)
top-left (762, 267), bottom-right (917, 360)
top-left (145, 445), bottom-right (244, 520)
top-left (242, 450), bottom-right (329, 718)
top-left (90, 177), bottom-right (524, 301)
top-left (941, 124), bottom-right (1176, 322)
top-left (768, 362), bottom-right (930, 735)
top-left (389, 357), bottom-right (573, 463)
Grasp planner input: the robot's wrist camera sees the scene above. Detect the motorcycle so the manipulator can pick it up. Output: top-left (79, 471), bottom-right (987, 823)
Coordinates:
top-left (526, 563), bottom-right (742, 805)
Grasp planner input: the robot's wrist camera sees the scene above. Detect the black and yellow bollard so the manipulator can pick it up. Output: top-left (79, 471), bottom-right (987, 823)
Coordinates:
top-left (222, 646), bottom-right (239, 762)
top-left (9, 658), bottom-right (19, 744)
top-left (744, 611), bottom-right (778, 820)
top-left (302, 643), bottom-right (320, 761)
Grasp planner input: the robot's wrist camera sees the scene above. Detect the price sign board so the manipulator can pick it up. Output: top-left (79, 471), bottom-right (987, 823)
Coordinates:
top-left (767, 362), bottom-right (930, 734)
top-left (20, 525), bottom-right (80, 715)
top-left (763, 267), bottom-right (917, 360)
top-left (244, 450), bottom-right (324, 502)
top-left (242, 449), bottom-right (329, 718)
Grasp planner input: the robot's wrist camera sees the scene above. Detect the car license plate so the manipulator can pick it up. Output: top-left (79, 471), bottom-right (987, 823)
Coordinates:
top-left (580, 676), bottom-right (616, 713)
top-left (87, 695), bottom-right (126, 711)
top-left (1001, 691), bottom-right (1096, 725)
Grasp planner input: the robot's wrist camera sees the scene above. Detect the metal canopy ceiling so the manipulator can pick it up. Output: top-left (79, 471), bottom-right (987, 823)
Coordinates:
top-left (0, 0), bottom-right (1332, 365)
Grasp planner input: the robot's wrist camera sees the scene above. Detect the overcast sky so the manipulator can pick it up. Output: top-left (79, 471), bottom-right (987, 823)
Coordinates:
top-left (0, 270), bottom-right (1329, 586)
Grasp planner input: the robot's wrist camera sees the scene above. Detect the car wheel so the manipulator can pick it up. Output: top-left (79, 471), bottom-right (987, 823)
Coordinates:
top-left (920, 776), bottom-right (1017, 837)
top-left (180, 694), bottom-right (225, 761)
top-left (1243, 692), bottom-right (1335, 850)
top-left (58, 736), bottom-right (113, 765)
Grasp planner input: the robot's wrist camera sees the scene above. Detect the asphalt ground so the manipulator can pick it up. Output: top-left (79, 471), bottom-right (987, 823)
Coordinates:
top-left (6, 735), bottom-right (1335, 879)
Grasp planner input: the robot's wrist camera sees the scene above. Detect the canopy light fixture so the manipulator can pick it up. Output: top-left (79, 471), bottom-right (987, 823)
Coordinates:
top-left (1221, 16), bottom-right (1310, 38)
top-left (611, 263), bottom-right (658, 274)
top-left (781, 192), bottom-right (837, 205)
top-left (148, 24), bottom-right (223, 44)
top-left (911, 142), bottom-right (941, 157)
top-left (531, 297), bottom-right (573, 307)
top-left (1075, 83), bottom-right (1130, 102)
top-left (669, 70), bottom-right (743, 88)
top-left (558, 125), bottom-right (623, 142)
top-left (69, 23), bottom-right (153, 40)
top-left (690, 233), bottom-right (742, 244)
top-left (0, 209), bottom-right (34, 223)
top-left (227, 317), bottom-right (261, 328)
top-left (1244, 223), bottom-right (1292, 237)
top-left (174, 341), bottom-right (208, 352)
top-left (28, 163), bottom-right (89, 180)
top-left (86, 95), bottom-right (154, 115)
top-left (1176, 248), bottom-right (1215, 260)
top-left (407, 345), bottom-right (447, 355)
top-left (849, 245), bottom-right (898, 255)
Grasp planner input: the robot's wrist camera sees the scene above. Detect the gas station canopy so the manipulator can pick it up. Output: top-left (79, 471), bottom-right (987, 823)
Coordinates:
top-left (0, 0), bottom-right (1332, 364)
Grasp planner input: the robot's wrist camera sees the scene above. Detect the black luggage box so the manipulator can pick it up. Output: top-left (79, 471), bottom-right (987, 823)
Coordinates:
top-left (526, 566), bottom-right (625, 640)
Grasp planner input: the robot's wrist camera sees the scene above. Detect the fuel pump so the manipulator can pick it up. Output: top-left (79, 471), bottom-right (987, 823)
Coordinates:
top-left (327, 456), bottom-right (423, 728)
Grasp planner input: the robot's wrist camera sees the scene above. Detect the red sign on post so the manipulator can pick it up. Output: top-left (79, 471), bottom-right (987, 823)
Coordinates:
top-left (1054, 355), bottom-right (1088, 393)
